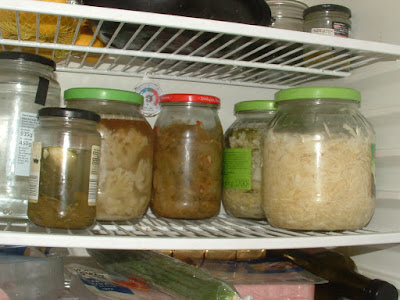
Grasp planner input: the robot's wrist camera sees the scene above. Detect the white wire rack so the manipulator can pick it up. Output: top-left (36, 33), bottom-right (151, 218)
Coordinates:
top-left (2, 0), bottom-right (400, 89)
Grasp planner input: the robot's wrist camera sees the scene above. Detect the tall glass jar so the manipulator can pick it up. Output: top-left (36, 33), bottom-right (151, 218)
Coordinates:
top-left (263, 87), bottom-right (375, 231)
top-left (28, 107), bottom-right (101, 229)
top-left (151, 94), bottom-right (223, 219)
top-left (0, 52), bottom-right (61, 220)
top-left (267, 0), bottom-right (308, 31)
top-left (64, 88), bottom-right (154, 221)
top-left (223, 100), bottom-right (277, 219)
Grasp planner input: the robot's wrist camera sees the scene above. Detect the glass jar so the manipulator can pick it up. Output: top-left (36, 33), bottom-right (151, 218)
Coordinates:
top-left (303, 4), bottom-right (351, 38)
top-left (151, 94), bottom-right (223, 219)
top-left (262, 87), bottom-right (375, 231)
top-left (223, 100), bottom-right (277, 219)
top-left (64, 88), bottom-right (154, 221)
top-left (28, 107), bottom-right (101, 229)
top-left (0, 52), bottom-right (61, 220)
top-left (267, 0), bottom-right (308, 31)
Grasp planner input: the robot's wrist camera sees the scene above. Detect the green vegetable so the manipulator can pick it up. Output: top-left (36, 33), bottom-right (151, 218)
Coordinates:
top-left (88, 249), bottom-right (241, 300)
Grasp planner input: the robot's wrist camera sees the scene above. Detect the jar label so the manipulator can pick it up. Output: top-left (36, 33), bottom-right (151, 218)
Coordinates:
top-left (223, 148), bottom-right (252, 190)
top-left (15, 112), bottom-right (39, 177)
top-left (28, 142), bottom-right (42, 203)
top-left (311, 28), bottom-right (335, 36)
top-left (332, 22), bottom-right (350, 38)
top-left (88, 145), bottom-right (101, 206)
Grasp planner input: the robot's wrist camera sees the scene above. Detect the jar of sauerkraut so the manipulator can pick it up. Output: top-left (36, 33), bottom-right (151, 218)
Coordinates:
top-left (64, 88), bottom-right (154, 221)
top-left (263, 87), bottom-right (375, 231)
top-left (223, 100), bottom-right (277, 219)
top-left (151, 94), bottom-right (223, 219)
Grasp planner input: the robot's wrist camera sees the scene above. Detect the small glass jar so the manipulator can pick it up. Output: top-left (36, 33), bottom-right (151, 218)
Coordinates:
top-left (267, 0), bottom-right (308, 31)
top-left (151, 94), bottom-right (223, 219)
top-left (263, 87), bottom-right (376, 231)
top-left (28, 107), bottom-right (101, 229)
top-left (64, 88), bottom-right (154, 221)
top-left (223, 100), bottom-right (277, 219)
top-left (0, 52), bottom-right (61, 220)
top-left (303, 4), bottom-right (351, 38)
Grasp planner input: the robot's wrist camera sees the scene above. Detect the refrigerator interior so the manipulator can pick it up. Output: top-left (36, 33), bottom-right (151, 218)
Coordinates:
top-left (1, 0), bottom-right (400, 292)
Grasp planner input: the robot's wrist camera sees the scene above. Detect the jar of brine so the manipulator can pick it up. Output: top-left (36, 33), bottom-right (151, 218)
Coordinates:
top-left (151, 94), bottom-right (223, 219)
top-left (0, 52), bottom-right (61, 219)
top-left (28, 107), bottom-right (101, 229)
top-left (262, 87), bottom-right (375, 231)
top-left (223, 100), bottom-right (277, 219)
top-left (65, 88), bottom-right (154, 221)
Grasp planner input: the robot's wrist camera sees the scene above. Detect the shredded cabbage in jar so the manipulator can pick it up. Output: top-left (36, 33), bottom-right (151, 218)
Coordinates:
top-left (262, 125), bottom-right (375, 231)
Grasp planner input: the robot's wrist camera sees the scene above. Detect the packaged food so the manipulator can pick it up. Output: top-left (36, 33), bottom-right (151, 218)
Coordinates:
top-left (267, 0), bottom-right (308, 31)
top-left (223, 100), bottom-right (277, 219)
top-left (0, 52), bottom-right (61, 220)
top-left (28, 107), bottom-right (101, 229)
top-left (262, 87), bottom-right (376, 231)
top-left (151, 94), bottom-right (223, 219)
top-left (65, 88), bottom-right (154, 221)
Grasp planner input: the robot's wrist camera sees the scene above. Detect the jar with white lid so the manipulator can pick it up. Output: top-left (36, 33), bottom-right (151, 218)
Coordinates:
top-left (223, 100), bottom-right (277, 219)
top-left (262, 87), bottom-right (375, 231)
top-left (28, 107), bottom-right (101, 229)
top-left (0, 51), bottom-right (61, 220)
top-left (151, 94), bottom-right (223, 219)
top-left (64, 88), bottom-right (154, 221)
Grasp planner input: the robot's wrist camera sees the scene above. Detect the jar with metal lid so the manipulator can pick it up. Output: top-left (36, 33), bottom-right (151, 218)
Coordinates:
top-left (64, 88), bottom-right (154, 221)
top-left (151, 94), bottom-right (223, 219)
top-left (266, 0), bottom-right (308, 31)
top-left (223, 100), bottom-right (277, 219)
top-left (28, 107), bottom-right (101, 229)
top-left (303, 4), bottom-right (352, 38)
top-left (262, 87), bottom-right (375, 231)
top-left (0, 51), bottom-right (61, 220)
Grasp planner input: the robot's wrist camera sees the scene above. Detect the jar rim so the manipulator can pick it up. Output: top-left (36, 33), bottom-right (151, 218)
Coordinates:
top-left (0, 51), bottom-right (56, 70)
top-left (64, 88), bottom-right (143, 105)
top-left (39, 107), bottom-right (100, 123)
top-left (160, 94), bottom-right (220, 106)
top-left (274, 86), bottom-right (361, 103)
top-left (266, 0), bottom-right (308, 10)
top-left (235, 100), bottom-right (276, 112)
top-left (303, 4), bottom-right (351, 18)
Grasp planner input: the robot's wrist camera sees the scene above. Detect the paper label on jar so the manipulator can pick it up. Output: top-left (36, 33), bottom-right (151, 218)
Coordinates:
top-left (28, 142), bottom-right (42, 203)
top-left (88, 145), bottom-right (100, 206)
top-left (311, 28), bottom-right (335, 36)
top-left (15, 112), bottom-right (40, 177)
top-left (223, 148), bottom-right (252, 190)
top-left (333, 22), bottom-right (350, 38)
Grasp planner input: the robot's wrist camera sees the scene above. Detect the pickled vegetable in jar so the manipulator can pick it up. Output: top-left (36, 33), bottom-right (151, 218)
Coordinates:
top-left (262, 87), bottom-right (375, 231)
top-left (151, 94), bottom-right (223, 219)
top-left (28, 107), bottom-right (101, 229)
top-left (64, 88), bottom-right (154, 221)
top-left (223, 100), bottom-right (277, 219)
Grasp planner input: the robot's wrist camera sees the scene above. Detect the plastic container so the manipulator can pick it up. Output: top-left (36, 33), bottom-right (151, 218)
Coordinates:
top-left (0, 52), bottom-right (61, 220)
top-left (262, 87), bottom-right (376, 231)
top-left (223, 100), bottom-right (277, 219)
top-left (64, 88), bottom-right (154, 221)
top-left (28, 107), bottom-right (101, 229)
top-left (267, 0), bottom-right (308, 31)
top-left (151, 94), bottom-right (223, 219)
top-left (303, 4), bottom-right (351, 38)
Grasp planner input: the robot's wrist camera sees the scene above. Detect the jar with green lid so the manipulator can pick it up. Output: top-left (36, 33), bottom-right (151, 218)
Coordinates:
top-left (267, 0), bottom-right (308, 31)
top-left (223, 100), bottom-right (277, 219)
top-left (263, 87), bottom-right (375, 231)
top-left (28, 107), bottom-right (101, 229)
top-left (303, 4), bottom-right (351, 38)
top-left (64, 88), bottom-right (154, 221)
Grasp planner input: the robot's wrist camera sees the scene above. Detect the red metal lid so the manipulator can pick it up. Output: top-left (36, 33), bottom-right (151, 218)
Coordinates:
top-left (160, 94), bottom-right (220, 106)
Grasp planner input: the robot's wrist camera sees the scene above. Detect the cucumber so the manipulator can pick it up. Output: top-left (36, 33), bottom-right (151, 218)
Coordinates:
top-left (88, 249), bottom-right (241, 300)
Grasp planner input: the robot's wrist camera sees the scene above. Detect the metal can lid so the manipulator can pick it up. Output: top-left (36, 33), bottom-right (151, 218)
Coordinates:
top-left (274, 86), bottom-right (361, 103)
top-left (303, 4), bottom-right (351, 18)
top-left (160, 94), bottom-right (220, 106)
top-left (0, 51), bottom-right (56, 70)
top-left (64, 88), bottom-right (143, 105)
top-left (235, 100), bottom-right (277, 112)
top-left (39, 107), bottom-right (101, 123)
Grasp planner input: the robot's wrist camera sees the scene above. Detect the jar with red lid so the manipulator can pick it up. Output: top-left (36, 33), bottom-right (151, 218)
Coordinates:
top-left (151, 94), bottom-right (223, 219)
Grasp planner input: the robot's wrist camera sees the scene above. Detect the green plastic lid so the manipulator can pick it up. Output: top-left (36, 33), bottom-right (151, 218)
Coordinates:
top-left (275, 86), bottom-right (361, 103)
top-left (64, 88), bottom-right (143, 105)
top-left (234, 100), bottom-right (277, 112)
